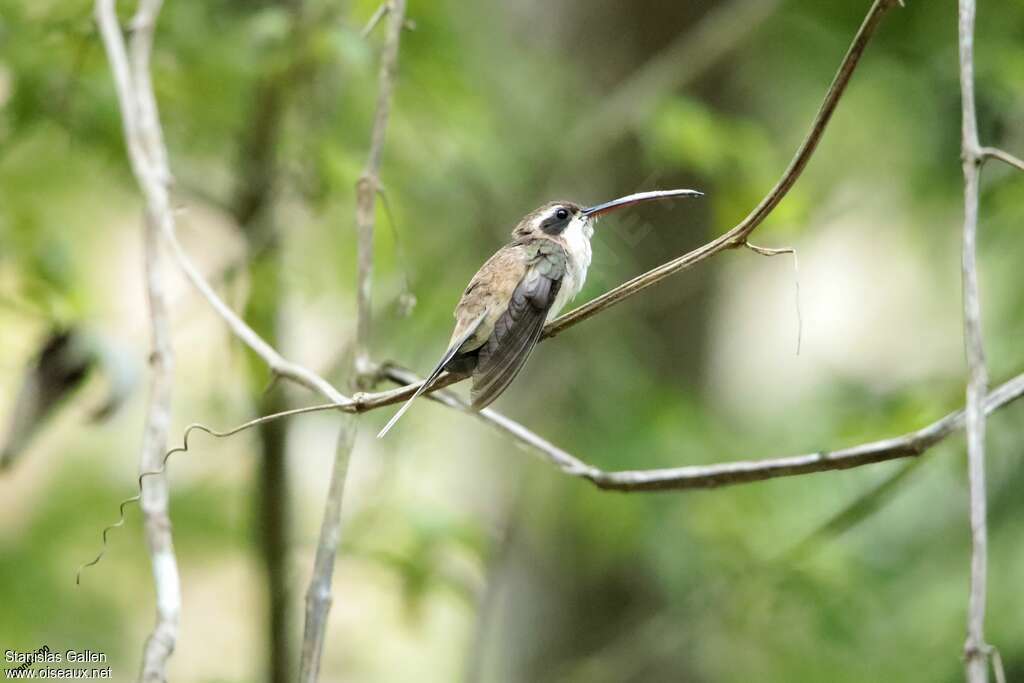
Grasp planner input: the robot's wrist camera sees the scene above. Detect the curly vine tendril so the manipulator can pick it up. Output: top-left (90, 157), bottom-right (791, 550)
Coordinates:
top-left (75, 401), bottom-right (345, 585)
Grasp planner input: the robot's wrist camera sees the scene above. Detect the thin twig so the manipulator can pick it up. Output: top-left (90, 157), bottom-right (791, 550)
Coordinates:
top-left (743, 241), bottom-right (803, 355)
top-left (85, 366), bottom-right (1024, 545)
top-left (298, 418), bottom-right (356, 683)
top-left (163, 0), bottom-right (896, 419)
top-left (360, 1), bottom-right (389, 39)
top-left (345, 0), bottom-right (898, 411)
top-left (77, 402), bottom-right (345, 584)
top-left (377, 186), bottom-right (416, 317)
top-left (544, 0), bottom-right (898, 339)
top-left (979, 147), bottom-right (1024, 173)
top-left (381, 364), bottom-right (1024, 492)
top-left (299, 1), bottom-right (407, 680)
top-left (990, 647), bottom-right (1007, 683)
top-left (958, 0), bottom-right (994, 680)
top-left (94, 0), bottom-right (180, 680)
top-left (83, 364), bottom-right (1024, 571)
top-left (105, 0), bottom-right (349, 408)
top-left (159, 220), bottom-right (350, 405)
top-left (354, 0), bottom-right (406, 384)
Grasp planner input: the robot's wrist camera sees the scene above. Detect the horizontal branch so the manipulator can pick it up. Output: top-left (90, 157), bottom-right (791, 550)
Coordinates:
top-left (382, 365), bottom-right (1024, 493)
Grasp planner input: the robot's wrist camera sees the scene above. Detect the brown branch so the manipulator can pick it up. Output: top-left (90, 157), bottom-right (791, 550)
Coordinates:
top-left (339, 0), bottom-right (899, 413)
top-left (382, 365), bottom-right (1024, 493)
top-left (94, 0), bottom-right (180, 680)
top-left (299, 1), bottom-right (407, 681)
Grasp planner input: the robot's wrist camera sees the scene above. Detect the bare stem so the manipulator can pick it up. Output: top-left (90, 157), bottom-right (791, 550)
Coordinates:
top-left (354, 0), bottom-right (407, 383)
top-left (298, 418), bottom-right (356, 683)
top-left (299, 1), bottom-right (407, 680)
top-left (958, 0), bottom-right (994, 680)
top-left (138, 211), bottom-right (179, 683)
top-left (94, 0), bottom-right (180, 680)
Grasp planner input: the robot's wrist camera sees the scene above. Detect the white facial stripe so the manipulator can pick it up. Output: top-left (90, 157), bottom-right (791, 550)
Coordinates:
top-left (548, 213), bottom-right (593, 320)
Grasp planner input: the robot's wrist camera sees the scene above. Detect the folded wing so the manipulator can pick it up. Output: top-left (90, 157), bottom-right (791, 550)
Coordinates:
top-left (471, 242), bottom-right (565, 409)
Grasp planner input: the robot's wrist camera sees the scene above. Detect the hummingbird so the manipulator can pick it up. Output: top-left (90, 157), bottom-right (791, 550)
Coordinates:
top-left (377, 188), bottom-right (702, 438)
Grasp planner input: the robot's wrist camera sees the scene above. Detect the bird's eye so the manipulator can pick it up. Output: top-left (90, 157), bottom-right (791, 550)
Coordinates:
top-left (555, 208), bottom-right (569, 220)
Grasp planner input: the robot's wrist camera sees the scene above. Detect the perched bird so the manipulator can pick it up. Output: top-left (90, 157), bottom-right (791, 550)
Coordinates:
top-left (378, 189), bottom-right (701, 437)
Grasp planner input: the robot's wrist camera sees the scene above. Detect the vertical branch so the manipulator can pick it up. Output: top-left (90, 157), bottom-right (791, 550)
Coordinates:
top-left (298, 418), bottom-right (356, 683)
top-left (299, 2), bottom-right (407, 680)
top-left (354, 0), bottom-right (408, 383)
top-left (957, 1), bottom-right (994, 681)
top-left (94, 0), bottom-right (180, 681)
top-left (138, 211), bottom-right (180, 683)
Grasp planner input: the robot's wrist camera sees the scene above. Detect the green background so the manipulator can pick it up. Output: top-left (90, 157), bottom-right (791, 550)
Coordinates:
top-left (1, 0), bottom-right (1022, 681)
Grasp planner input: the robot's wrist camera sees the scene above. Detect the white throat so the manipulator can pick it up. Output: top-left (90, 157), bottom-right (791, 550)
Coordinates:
top-left (549, 215), bottom-right (593, 320)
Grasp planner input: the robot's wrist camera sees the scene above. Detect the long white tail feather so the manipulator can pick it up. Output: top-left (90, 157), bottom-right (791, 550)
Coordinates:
top-left (377, 311), bottom-right (487, 438)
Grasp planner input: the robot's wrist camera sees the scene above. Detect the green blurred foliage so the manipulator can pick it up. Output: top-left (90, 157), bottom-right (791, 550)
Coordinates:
top-left (1, 0), bottom-right (1023, 681)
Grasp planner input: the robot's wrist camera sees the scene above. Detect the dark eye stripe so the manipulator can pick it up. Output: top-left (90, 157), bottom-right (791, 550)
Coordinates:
top-left (540, 207), bottom-right (570, 234)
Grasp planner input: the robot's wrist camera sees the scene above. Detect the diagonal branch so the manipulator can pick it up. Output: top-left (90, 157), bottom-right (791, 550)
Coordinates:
top-left (348, 0), bottom-right (900, 412)
top-left (158, 219), bottom-right (350, 405)
top-left (94, 1), bottom-right (179, 681)
top-left (382, 365), bottom-right (1024, 492)
top-left (102, 0), bottom-right (351, 411)
top-left (544, 0), bottom-right (897, 338)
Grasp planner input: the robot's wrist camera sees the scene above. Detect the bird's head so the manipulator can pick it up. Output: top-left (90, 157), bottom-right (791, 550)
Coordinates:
top-left (512, 189), bottom-right (702, 242)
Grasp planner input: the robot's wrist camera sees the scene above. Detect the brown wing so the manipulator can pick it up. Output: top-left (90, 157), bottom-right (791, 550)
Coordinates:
top-left (470, 259), bottom-right (563, 409)
top-left (449, 245), bottom-right (530, 354)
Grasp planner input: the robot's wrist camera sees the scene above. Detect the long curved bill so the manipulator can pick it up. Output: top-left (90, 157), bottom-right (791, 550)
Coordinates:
top-left (582, 188), bottom-right (703, 218)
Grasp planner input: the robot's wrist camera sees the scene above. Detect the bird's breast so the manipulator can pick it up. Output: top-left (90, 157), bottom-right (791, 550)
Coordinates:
top-left (548, 219), bottom-right (592, 320)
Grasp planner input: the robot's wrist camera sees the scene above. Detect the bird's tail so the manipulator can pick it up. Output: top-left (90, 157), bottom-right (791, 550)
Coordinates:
top-left (376, 349), bottom-right (458, 438)
top-left (377, 311), bottom-right (487, 438)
